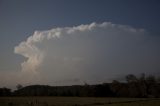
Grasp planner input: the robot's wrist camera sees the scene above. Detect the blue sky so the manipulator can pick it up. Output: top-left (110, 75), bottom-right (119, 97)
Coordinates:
top-left (0, 0), bottom-right (160, 87)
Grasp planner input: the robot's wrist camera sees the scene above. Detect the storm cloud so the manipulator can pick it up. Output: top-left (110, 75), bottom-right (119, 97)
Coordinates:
top-left (13, 22), bottom-right (160, 85)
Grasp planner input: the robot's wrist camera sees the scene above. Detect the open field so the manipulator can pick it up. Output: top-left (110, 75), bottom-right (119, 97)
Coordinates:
top-left (0, 97), bottom-right (160, 106)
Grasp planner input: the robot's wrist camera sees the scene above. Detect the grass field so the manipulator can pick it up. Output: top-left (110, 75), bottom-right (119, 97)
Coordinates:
top-left (0, 97), bottom-right (160, 106)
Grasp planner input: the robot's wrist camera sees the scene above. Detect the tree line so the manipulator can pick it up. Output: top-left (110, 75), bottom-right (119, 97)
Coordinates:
top-left (0, 74), bottom-right (160, 98)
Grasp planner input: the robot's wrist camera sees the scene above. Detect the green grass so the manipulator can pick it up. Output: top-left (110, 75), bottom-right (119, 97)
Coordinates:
top-left (0, 97), bottom-right (160, 106)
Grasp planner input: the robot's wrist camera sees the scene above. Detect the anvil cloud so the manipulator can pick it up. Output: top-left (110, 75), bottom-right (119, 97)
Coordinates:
top-left (13, 22), bottom-right (160, 85)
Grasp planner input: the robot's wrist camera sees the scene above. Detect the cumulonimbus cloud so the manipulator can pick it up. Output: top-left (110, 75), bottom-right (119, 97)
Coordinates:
top-left (14, 22), bottom-right (160, 85)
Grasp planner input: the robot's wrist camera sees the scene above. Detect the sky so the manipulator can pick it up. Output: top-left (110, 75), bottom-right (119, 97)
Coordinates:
top-left (0, 0), bottom-right (160, 89)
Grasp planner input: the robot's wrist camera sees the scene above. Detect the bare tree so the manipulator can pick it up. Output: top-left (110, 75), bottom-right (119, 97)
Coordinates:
top-left (126, 74), bottom-right (138, 83)
top-left (16, 84), bottom-right (23, 90)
